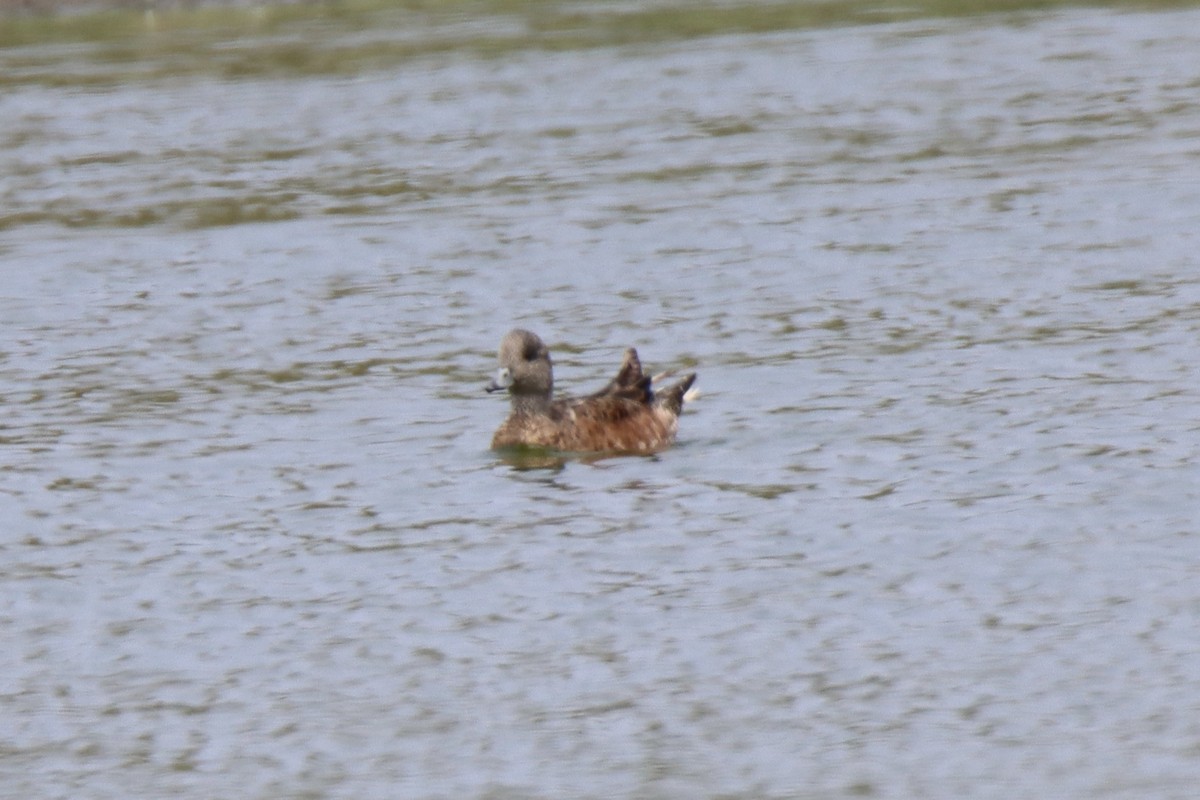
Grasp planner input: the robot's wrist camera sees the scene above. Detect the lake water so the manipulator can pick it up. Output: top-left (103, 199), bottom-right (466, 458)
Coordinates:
top-left (3, 3), bottom-right (1200, 798)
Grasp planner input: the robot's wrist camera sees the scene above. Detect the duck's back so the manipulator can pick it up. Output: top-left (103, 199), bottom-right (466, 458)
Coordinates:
top-left (492, 392), bottom-right (682, 454)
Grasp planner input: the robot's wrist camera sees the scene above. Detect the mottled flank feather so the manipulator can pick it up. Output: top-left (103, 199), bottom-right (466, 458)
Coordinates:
top-left (486, 329), bottom-right (696, 454)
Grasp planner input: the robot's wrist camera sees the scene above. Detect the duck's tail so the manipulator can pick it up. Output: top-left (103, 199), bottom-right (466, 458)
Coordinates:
top-left (654, 372), bottom-right (697, 416)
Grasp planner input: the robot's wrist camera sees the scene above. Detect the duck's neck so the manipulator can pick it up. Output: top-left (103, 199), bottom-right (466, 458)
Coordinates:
top-left (511, 393), bottom-right (551, 415)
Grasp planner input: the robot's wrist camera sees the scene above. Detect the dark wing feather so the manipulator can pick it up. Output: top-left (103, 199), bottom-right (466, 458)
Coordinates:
top-left (589, 347), bottom-right (652, 403)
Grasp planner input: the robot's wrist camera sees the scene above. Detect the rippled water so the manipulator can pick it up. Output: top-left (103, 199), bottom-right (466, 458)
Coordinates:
top-left (3, 4), bottom-right (1200, 798)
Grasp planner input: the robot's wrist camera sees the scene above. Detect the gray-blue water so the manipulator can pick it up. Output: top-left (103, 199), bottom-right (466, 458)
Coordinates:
top-left (2, 6), bottom-right (1200, 798)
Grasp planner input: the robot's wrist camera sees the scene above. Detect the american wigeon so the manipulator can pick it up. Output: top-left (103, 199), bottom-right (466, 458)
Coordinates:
top-left (485, 328), bottom-right (696, 454)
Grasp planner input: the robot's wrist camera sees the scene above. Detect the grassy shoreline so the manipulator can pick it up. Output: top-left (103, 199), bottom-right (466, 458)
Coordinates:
top-left (4, 0), bottom-right (1198, 34)
top-left (2, 0), bottom-right (1198, 80)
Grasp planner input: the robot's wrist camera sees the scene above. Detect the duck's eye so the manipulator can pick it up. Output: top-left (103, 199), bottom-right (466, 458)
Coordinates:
top-left (522, 343), bottom-right (541, 360)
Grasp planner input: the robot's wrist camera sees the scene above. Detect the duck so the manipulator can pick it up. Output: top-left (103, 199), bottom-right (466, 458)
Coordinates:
top-left (485, 328), bottom-right (696, 454)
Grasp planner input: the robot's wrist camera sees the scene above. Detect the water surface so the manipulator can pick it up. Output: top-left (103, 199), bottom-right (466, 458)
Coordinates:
top-left (3, 4), bottom-right (1200, 798)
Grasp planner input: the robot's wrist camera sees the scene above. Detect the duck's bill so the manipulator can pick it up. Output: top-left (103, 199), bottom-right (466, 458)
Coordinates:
top-left (484, 367), bottom-right (512, 393)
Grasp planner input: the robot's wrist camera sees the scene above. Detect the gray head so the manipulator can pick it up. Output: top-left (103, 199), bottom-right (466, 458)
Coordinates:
top-left (485, 329), bottom-right (553, 401)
